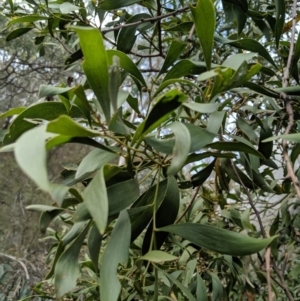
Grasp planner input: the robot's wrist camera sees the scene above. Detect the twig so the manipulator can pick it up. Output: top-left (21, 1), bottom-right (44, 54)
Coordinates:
top-left (0, 253), bottom-right (30, 280)
top-left (175, 185), bottom-right (200, 223)
top-left (230, 161), bottom-right (294, 300)
top-left (265, 244), bottom-right (274, 301)
top-left (281, 0), bottom-right (300, 200)
top-left (230, 161), bottom-right (266, 237)
top-left (156, 0), bottom-right (163, 56)
top-left (101, 7), bottom-right (189, 35)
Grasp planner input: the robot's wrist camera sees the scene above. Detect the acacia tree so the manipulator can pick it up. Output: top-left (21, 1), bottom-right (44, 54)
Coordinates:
top-left (1, 0), bottom-right (300, 300)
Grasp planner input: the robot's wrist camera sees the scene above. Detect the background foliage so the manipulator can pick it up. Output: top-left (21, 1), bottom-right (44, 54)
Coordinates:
top-left (1, 0), bottom-right (300, 300)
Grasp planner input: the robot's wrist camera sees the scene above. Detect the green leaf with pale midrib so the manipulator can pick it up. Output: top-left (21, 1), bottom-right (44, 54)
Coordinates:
top-left (159, 223), bottom-right (276, 256)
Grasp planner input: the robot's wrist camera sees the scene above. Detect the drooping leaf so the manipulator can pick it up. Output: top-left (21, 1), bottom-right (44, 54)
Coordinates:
top-left (71, 27), bottom-right (111, 121)
top-left (14, 125), bottom-right (51, 191)
top-left (207, 141), bottom-right (265, 159)
top-left (258, 119), bottom-right (273, 160)
top-left (108, 179), bottom-right (139, 216)
top-left (215, 35), bottom-right (277, 67)
top-left (55, 223), bottom-right (89, 297)
top-left (167, 122), bottom-right (191, 176)
top-left (274, 0), bottom-right (285, 48)
top-left (100, 210), bottom-right (131, 301)
top-left (61, 221), bottom-right (86, 246)
top-left (162, 270), bottom-right (197, 301)
top-left (6, 27), bottom-right (33, 41)
top-left (190, 0), bottom-right (215, 70)
top-left (142, 176), bottom-right (179, 253)
top-left (159, 223), bottom-right (276, 256)
top-left (87, 224), bottom-right (102, 273)
top-left (117, 14), bottom-right (153, 53)
top-left (129, 179), bottom-right (168, 242)
top-left (197, 274), bottom-right (208, 301)
top-left (191, 159), bottom-right (216, 188)
top-left (223, 0), bottom-right (248, 12)
top-left (132, 89), bottom-right (187, 144)
top-left (83, 168), bottom-right (108, 234)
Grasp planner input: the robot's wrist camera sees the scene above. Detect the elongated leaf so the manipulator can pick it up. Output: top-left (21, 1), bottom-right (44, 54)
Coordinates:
top-left (100, 210), bottom-right (131, 301)
top-left (117, 14), bottom-right (153, 53)
top-left (139, 251), bottom-right (177, 263)
top-left (191, 160), bottom-right (216, 188)
top-left (274, 0), bottom-right (285, 48)
top-left (163, 60), bottom-right (210, 82)
top-left (38, 85), bottom-right (73, 98)
top-left (209, 272), bottom-right (223, 301)
top-left (154, 79), bottom-right (201, 98)
top-left (243, 82), bottom-right (279, 98)
top-left (83, 168), bottom-right (108, 234)
top-left (223, 0), bottom-right (248, 12)
top-left (207, 141), bottom-right (265, 159)
top-left (183, 102), bottom-right (220, 113)
top-left (14, 125), bottom-right (51, 191)
top-left (3, 102), bottom-right (83, 145)
top-left (207, 111), bottom-right (226, 134)
top-left (215, 35), bottom-right (276, 67)
top-left (108, 179), bottom-right (139, 216)
top-left (160, 223), bottom-right (276, 256)
top-left (258, 120), bottom-right (273, 160)
top-left (167, 122), bottom-right (191, 176)
top-left (0, 107), bottom-right (26, 118)
top-left (159, 40), bottom-right (187, 76)
top-left (100, 0), bottom-right (140, 10)
top-left (61, 221), bottom-right (86, 246)
top-left (162, 271), bottom-right (197, 301)
top-left (6, 27), bottom-right (33, 41)
top-left (129, 179), bottom-right (168, 242)
top-left (26, 204), bottom-right (62, 212)
top-left (55, 223), bottom-right (89, 297)
top-left (87, 224), bottom-right (102, 272)
top-left (263, 133), bottom-right (300, 143)
top-left (142, 176), bottom-right (179, 253)
top-left (191, 0), bottom-right (215, 70)
top-left (7, 15), bottom-right (48, 26)
top-left (76, 148), bottom-right (118, 178)
top-left (72, 27), bottom-right (110, 121)
top-left (197, 274), bottom-right (208, 301)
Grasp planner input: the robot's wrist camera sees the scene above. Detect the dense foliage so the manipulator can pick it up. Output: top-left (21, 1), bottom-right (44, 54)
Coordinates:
top-left (1, 0), bottom-right (300, 300)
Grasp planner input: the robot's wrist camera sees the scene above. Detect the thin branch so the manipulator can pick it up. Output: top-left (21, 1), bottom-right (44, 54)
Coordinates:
top-left (281, 0), bottom-right (300, 200)
top-left (175, 185), bottom-right (200, 223)
top-left (230, 160), bottom-right (266, 237)
top-left (156, 0), bottom-right (163, 56)
top-left (230, 161), bottom-right (294, 300)
top-left (265, 245), bottom-right (274, 301)
top-left (101, 6), bottom-right (189, 35)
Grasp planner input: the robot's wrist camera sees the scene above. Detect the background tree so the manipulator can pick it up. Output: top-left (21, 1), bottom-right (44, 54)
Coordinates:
top-left (1, 0), bottom-right (300, 300)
